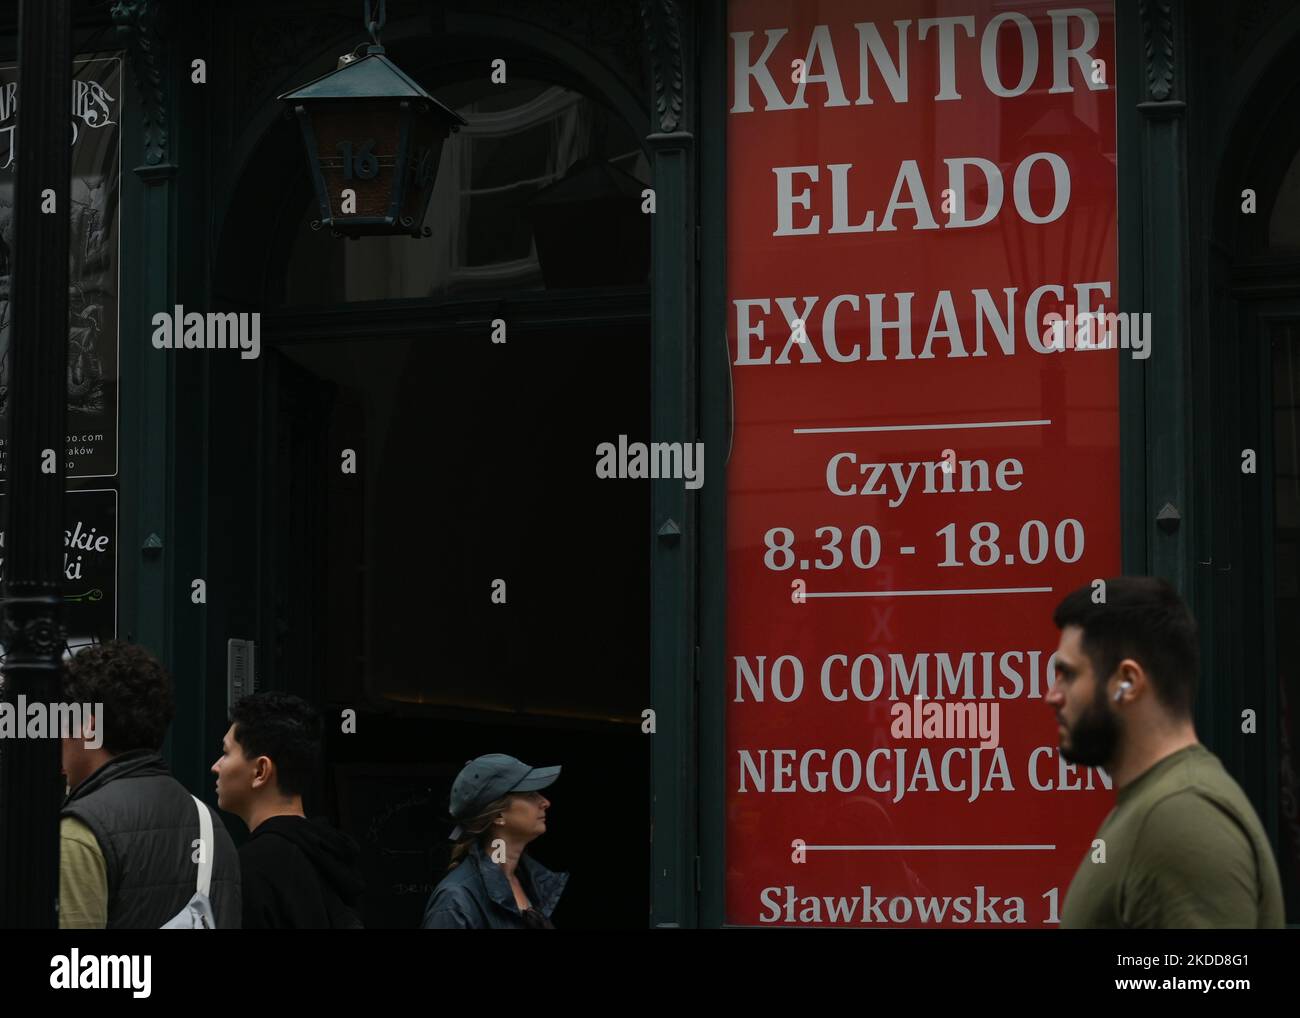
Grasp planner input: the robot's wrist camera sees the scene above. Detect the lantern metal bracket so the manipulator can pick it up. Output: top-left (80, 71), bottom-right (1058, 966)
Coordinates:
top-left (364, 0), bottom-right (386, 47)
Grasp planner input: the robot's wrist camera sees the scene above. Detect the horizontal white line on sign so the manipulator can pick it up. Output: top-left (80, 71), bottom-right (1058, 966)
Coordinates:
top-left (805, 586), bottom-right (1053, 598)
top-left (793, 419), bottom-right (1052, 434)
top-left (804, 845), bottom-right (1057, 852)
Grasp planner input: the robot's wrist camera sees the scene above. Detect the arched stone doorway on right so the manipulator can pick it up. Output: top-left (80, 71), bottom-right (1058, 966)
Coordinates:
top-left (210, 34), bottom-right (654, 928)
top-left (1209, 25), bottom-right (1300, 924)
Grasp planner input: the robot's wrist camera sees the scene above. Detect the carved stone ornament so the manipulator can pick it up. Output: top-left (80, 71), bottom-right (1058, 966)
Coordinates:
top-left (640, 0), bottom-right (683, 133)
top-left (111, 0), bottom-right (169, 165)
top-left (1138, 0), bottom-right (1175, 103)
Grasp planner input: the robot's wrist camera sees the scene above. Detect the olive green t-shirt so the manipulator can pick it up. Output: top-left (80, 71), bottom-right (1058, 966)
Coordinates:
top-left (1061, 743), bottom-right (1284, 929)
top-left (59, 815), bottom-right (108, 929)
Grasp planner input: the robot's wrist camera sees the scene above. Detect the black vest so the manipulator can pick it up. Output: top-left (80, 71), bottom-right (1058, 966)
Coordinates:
top-left (61, 750), bottom-right (242, 929)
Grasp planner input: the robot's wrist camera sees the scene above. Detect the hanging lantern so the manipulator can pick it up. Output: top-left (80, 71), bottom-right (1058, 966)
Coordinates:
top-left (278, 0), bottom-right (466, 238)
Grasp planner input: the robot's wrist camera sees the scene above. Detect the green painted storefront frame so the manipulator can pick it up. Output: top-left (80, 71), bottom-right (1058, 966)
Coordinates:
top-left (138, 0), bottom-right (1240, 927)
top-left (696, 0), bottom-right (728, 931)
top-left (0, 12), bottom-right (209, 785)
top-left (695, 0), bottom-right (1216, 928)
top-left (28, 0), bottom-right (1296, 928)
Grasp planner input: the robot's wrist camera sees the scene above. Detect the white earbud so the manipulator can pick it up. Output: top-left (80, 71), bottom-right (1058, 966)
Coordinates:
top-left (1114, 680), bottom-right (1132, 703)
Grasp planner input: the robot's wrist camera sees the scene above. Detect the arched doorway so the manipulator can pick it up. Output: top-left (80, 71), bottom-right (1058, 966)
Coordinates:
top-left (1210, 20), bottom-right (1300, 924)
top-left (208, 30), bottom-right (653, 928)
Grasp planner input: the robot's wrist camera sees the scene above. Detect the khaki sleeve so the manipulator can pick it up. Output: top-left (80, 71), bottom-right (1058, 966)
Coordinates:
top-left (1122, 792), bottom-right (1262, 929)
top-left (59, 816), bottom-right (108, 929)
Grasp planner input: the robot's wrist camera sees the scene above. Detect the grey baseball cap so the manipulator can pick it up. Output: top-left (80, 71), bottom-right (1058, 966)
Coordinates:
top-left (447, 753), bottom-right (560, 840)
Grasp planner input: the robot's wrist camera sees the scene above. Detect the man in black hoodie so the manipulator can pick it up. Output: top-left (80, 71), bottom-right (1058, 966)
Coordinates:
top-left (212, 692), bottom-right (365, 928)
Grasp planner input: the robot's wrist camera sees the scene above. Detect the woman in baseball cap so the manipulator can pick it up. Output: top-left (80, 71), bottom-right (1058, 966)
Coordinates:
top-left (420, 753), bottom-right (568, 929)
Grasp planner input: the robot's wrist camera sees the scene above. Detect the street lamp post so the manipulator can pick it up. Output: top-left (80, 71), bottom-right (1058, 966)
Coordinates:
top-left (0, 0), bottom-right (72, 929)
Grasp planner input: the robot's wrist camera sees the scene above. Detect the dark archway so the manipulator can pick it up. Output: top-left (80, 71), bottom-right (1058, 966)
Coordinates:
top-left (205, 16), bottom-right (654, 929)
top-left (1207, 14), bottom-right (1300, 924)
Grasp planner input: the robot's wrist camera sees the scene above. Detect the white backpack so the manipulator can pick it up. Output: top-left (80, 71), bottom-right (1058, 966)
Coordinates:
top-left (160, 795), bottom-right (217, 929)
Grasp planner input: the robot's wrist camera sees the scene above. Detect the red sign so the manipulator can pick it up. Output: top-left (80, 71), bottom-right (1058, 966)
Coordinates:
top-left (726, 1), bottom-right (1122, 926)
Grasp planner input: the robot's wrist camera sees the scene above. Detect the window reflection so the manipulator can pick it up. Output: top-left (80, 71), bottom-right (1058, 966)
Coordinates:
top-left (282, 79), bottom-right (651, 304)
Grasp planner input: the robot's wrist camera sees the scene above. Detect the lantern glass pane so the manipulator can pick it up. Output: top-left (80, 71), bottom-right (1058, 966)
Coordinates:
top-left (309, 103), bottom-right (406, 224)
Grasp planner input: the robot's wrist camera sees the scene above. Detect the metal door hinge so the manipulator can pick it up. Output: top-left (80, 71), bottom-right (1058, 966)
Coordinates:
top-left (227, 639), bottom-right (255, 715)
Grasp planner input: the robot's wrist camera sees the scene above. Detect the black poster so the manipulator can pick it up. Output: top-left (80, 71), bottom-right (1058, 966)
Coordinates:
top-left (0, 488), bottom-right (118, 653)
top-left (0, 55), bottom-right (121, 479)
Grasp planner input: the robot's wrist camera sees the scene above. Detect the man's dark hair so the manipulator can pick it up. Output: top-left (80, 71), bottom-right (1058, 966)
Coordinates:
top-left (1053, 576), bottom-right (1199, 717)
top-left (229, 692), bottom-right (321, 798)
top-left (62, 640), bottom-right (175, 754)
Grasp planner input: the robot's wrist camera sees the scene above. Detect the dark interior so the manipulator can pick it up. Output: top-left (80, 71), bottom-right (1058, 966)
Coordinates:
top-left (204, 61), bottom-right (655, 927)
top-left (262, 320), bottom-right (651, 928)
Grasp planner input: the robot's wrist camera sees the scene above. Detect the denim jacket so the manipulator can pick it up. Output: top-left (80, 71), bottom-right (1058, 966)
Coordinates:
top-left (421, 840), bottom-right (568, 929)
